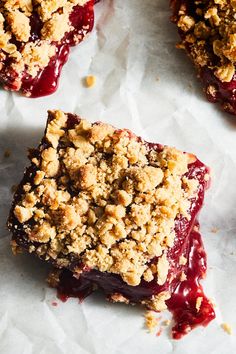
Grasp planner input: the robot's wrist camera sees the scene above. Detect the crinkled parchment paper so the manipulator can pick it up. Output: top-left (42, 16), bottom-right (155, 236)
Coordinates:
top-left (0, 1), bottom-right (236, 353)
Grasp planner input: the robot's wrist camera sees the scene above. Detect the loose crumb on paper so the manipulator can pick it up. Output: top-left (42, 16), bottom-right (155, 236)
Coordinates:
top-left (221, 323), bottom-right (232, 335)
top-left (211, 227), bottom-right (219, 234)
top-left (145, 311), bottom-right (168, 337)
top-left (162, 320), bottom-right (171, 326)
top-left (84, 75), bottom-right (96, 88)
top-left (145, 311), bottom-right (159, 333)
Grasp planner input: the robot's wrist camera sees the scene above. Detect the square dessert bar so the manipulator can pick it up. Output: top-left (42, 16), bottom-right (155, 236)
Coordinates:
top-left (8, 110), bottom-right (215, 338)
top-left (171, 0), bottom-right (236, 115)
top-left (0, 0), bottom-right (94, 97)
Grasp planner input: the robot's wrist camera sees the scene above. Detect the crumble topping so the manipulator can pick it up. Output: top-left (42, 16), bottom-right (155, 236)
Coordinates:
top-left (195, 296), bottom-right (203, 312)
top-left (41, 12), bottom-right (71, 42)
top-left (179, 255), bottom-right (187, 265)
top-left (172, 0), bottom-right (236, 82)
top-left (109, 293), bottom-right (130, 304)
top-left (10, 110), bottom-right (200, 287)
top-left (143, 291), bottom-right (171, 312)
top-left (180, 271), bottom-right (187, 281)
top-left (0, 0), bottom-right (90, 81)
top-left (7, 9), bottom-right (31, 42)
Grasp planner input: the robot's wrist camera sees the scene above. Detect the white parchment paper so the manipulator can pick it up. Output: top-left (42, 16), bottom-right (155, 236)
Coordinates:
top-left (0, 1), bottom-right (236, 353)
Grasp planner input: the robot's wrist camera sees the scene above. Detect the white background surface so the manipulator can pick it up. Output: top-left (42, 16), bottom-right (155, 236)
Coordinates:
top-left (0, 0), bottom-right (236, 353)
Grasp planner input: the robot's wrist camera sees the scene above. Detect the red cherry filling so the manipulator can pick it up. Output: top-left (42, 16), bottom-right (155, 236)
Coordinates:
top-left (167, 226), bottom-right (215, 339)
top-left (0, 1), bottom-right (95, 97)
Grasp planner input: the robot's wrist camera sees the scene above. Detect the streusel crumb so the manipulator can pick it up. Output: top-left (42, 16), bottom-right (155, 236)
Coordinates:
top-left (145, 311), bottom-right (159, 332)
top-left (195, 296), bottom-right (203, 312)
top-left (109, 293), bottom-right (130, 304)
top-left (85, 75), bottom-right (96, 88)
top-left (172, 0), bottom-right (236, 82)
top-left (143, 291), bottom-right (171, 312)
top-left (221, 323), bottom-right (232, 335)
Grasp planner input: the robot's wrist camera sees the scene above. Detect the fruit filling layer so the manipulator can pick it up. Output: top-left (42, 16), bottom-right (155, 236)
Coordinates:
top-left (0, 0), bottom-right (95, 97)
top-left (171, 0), bottom-right (236, 114)
top-left (8, 110), bottom-right (215, 338)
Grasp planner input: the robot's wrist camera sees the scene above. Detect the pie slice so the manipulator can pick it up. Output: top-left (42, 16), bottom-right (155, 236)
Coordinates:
top-left (8, 110), bottom-right (215, 339)
top-left (0, 0), bottom-right (95, 97)
top-left (171, 0), bottom-right (236, 115)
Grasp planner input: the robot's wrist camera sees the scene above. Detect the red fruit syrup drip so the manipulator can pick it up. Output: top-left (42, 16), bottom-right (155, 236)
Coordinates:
top-left (166, 226), bottom-right (215, 339)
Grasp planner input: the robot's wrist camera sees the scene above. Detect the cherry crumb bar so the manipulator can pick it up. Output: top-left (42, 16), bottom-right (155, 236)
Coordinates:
top-left (171, 0), bottom-right (236, 115)
top-left (8, 110), bottom-right (215, 339)
top-left (0, 0), bottom-right (95, 97)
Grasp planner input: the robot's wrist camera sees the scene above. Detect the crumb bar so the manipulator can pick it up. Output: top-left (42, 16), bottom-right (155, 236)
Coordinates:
top-left (171, 0), bottom-right (236, 115)
top-left (8, 110), bottom-right (215, 338)
top-left (0, 0), bottom-right (94, 97)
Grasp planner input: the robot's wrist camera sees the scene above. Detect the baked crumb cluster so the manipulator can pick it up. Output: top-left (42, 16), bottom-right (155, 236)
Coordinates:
top-left (11, 110), bottom-right (199, 288)
top-left (172, 0), bottom-right (236, 83)
top-left (145, 311), bottom-right (159, 332)
top-left (0, 0), bottom-right (89, 86)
